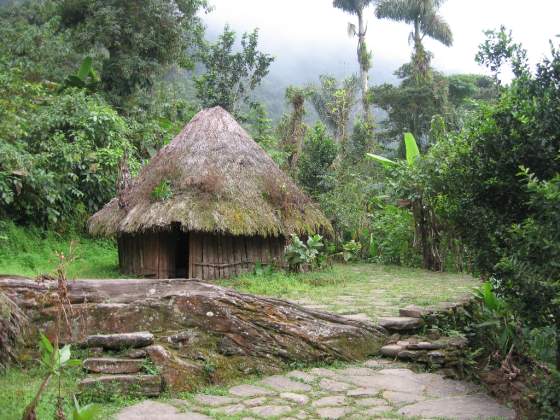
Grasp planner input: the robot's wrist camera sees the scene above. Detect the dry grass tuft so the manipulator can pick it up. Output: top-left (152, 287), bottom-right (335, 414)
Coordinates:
top-left (182, 172), bottom-right (225, 196)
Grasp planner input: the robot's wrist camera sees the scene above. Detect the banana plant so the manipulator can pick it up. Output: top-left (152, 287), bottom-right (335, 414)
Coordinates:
top-left (60, 56), bottom-right (100, 92)
top-left (367, 132), bottom-right (443, 271)
top-left (366, 132), bottom-right (420, 167)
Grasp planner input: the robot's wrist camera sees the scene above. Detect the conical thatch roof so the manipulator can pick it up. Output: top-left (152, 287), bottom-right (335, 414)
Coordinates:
top-left (89, 107), bottom-right (332, 238)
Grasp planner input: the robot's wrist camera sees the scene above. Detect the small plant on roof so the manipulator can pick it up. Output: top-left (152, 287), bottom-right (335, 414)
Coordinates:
top-left (151, 179), bottom-right (173, 202)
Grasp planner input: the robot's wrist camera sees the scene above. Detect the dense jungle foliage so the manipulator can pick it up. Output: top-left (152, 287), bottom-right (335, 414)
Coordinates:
top-left (0, 0), bottom-right (559, 416)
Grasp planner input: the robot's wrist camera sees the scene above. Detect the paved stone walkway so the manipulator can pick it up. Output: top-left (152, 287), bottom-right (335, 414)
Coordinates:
top-left (116, 359), bottom-right (515, 419)
top-left (291, 266), bottom-right (476, 324)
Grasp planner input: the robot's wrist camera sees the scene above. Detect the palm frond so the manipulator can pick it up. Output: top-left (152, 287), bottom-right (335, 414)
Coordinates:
top-left (375, 0), bottom-right (417, 23)
top-left (334, 0), bottom-right (373, 15)
top-left (347, 22), bottom-right (357, 37)
top-left (421, 12), bottom-right (453, 46)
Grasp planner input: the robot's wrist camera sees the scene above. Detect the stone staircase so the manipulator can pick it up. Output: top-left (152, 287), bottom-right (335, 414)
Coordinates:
top-left (79, 331), bottom-right (164, 397)
top-left (377, 301), bottom-right (471, 371)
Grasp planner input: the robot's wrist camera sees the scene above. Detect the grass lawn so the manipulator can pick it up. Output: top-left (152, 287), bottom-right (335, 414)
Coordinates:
top-left (218, 263), bottom-right (481, 321)
top-left (0, 363), bottom-right (150, 420)
top-left (0, 222), bottom-right (120, 278)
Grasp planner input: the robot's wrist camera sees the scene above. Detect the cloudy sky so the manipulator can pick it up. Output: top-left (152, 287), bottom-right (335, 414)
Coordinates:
top-left (202, 0), bottom-right (560, 85)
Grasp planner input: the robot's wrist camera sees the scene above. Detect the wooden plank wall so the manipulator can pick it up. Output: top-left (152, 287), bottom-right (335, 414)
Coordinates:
top-left (117, 231), bottom-right (176, 279)
top-left (118, 231), bottom-right (287, 280)
top-left (189, 233), bottom-right (286, 280)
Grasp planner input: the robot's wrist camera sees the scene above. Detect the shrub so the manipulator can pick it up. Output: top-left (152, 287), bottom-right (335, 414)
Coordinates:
top-left (284, 234), bottom-right (325, 272)
top-left (297, 123), bottom-right (337, 197)
top-left (369, 205), bottom-right (420, 266)
top-left (0, 65), bottom-right (134, 227)
top-left (341, 240), bottom-right (361, 262)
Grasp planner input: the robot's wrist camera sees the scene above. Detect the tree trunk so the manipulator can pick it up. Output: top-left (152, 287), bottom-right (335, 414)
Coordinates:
top-left (357, 10), bottom-right (370, 120)
top-left (412, 198), bottom-right (442, 271)
top-left (0, 277), bottom-right (386, 376)
top-left (556, 322), bottom-right (560, 371)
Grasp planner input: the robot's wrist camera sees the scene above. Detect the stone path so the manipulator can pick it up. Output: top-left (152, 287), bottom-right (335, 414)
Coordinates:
top-left (116, 359), bottom-right (515, 419)
top-left (291, 266), bottom-right (477, 324)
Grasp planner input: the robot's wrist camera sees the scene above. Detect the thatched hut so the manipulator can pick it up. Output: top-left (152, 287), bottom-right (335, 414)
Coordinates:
top-left (89, 106), bottom-right (331, 280)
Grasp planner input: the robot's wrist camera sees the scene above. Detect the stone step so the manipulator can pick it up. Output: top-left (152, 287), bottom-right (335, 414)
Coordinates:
top-left (83, 358), bottom-right (145, 374)
top-left (399, 305), bottom-right (435, 318)
top-left (79, 374), bottom-right (161, 397)
top-left (85, 332), bottom-right (154, 350)
top-left (378, 316), bottom-right (424, 332)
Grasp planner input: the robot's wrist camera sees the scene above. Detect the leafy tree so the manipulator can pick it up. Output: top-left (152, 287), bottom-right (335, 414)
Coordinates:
top-left (373, 65), bottom-right (450, 151)
top-left (344, 118), bottom-right (375, 163)
top-left (276, 86), bottom-right (311, 171)
top-left (375, 0), bottom-right (453, 81)
top-left (0, 62), bottom-right (133, 226)
top-left (310, 75), bottom-right (359, 144)
top-left (243, 102), bottom-right (287, 166)
top-left (410, 33), bottom-right (560, 367)
top-left (475, 26), bottom-right (528, 83)
top-left (57, 0), bottom-right (209, 103)
top-left (194, 25), bottom-right (274, 113)
top-left (297, 123), bottom-right (338, 197)
top-left (0, 1), bottom-right (79, 81)
top-left (333, 0), bottom-right (374, 119)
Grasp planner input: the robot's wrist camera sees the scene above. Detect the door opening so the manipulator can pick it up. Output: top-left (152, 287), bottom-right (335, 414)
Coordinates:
top-left (175, 232), bottom-right (189, 278)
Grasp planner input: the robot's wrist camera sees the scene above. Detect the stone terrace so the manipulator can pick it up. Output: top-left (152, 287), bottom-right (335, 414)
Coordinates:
top-left (117, 359), bottom-right (515, 420)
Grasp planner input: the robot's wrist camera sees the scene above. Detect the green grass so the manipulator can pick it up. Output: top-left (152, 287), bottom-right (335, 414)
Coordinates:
top-left (218, 263), bottom-right (481, 320)
top-left (0, 363), bottom-right (142, 420)
top-left (0, 222), bottom-right (120, 278)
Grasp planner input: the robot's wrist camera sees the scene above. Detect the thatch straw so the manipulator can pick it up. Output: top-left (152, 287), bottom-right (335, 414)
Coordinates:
top-left (88, 107), bottom-right (332, 238)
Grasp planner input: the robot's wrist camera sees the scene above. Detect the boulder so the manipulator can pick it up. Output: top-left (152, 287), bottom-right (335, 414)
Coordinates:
top-left (0, 277), bottom-right (385, 364)
top-left (145, 345), bottom-right (203, 392)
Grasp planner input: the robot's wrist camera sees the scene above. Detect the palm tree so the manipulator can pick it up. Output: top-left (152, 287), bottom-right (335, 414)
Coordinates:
top-left (333, 0), bottom-right (374, 119)
top-left (375, 0), bottom-right (453, 80)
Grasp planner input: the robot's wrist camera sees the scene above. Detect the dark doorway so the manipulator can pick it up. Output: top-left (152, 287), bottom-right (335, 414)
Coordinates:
top-left (175, 232), bottom-right (189, 278)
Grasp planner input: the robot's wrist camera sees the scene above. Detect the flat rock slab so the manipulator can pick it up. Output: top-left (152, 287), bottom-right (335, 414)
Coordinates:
top-left (194, 394), bottom-right (239, 407)
top-left (280, 392), bottom-right (310, 405)
top-left (380, 344), bottom-right (403, 357)
top-left (85, 332), bottom-right (154, 350)
top-left (249, 405), bottom-right (292, 417)
top-left (312, 395), bottom-right (347, 407)
top-left (79, 374), bottom-right (161, 397)
top-left (398, 394), bottom-right (516, 419)
top-left (260, 375), bottom-right (312, 392)
top-left (316, 406), bottom-right (352, 419)
top-left (83, 358), bottom-right (144, 374)
top-left (399, 304), bottom-right (434, 318)
top-left (341, 313), bottom-right (372, 322)
top-left (117, 401), bottom-right (210, 420)
top-left (229, 384), bottom-right (274, 397)
top-left (378, 316), bottom-right (423, 331)
top-left (318, 378), bottom-right (353, 392)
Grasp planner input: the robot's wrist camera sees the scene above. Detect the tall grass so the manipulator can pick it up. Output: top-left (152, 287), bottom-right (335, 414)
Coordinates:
top-left (0, 221), bottom-right (119, 278)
